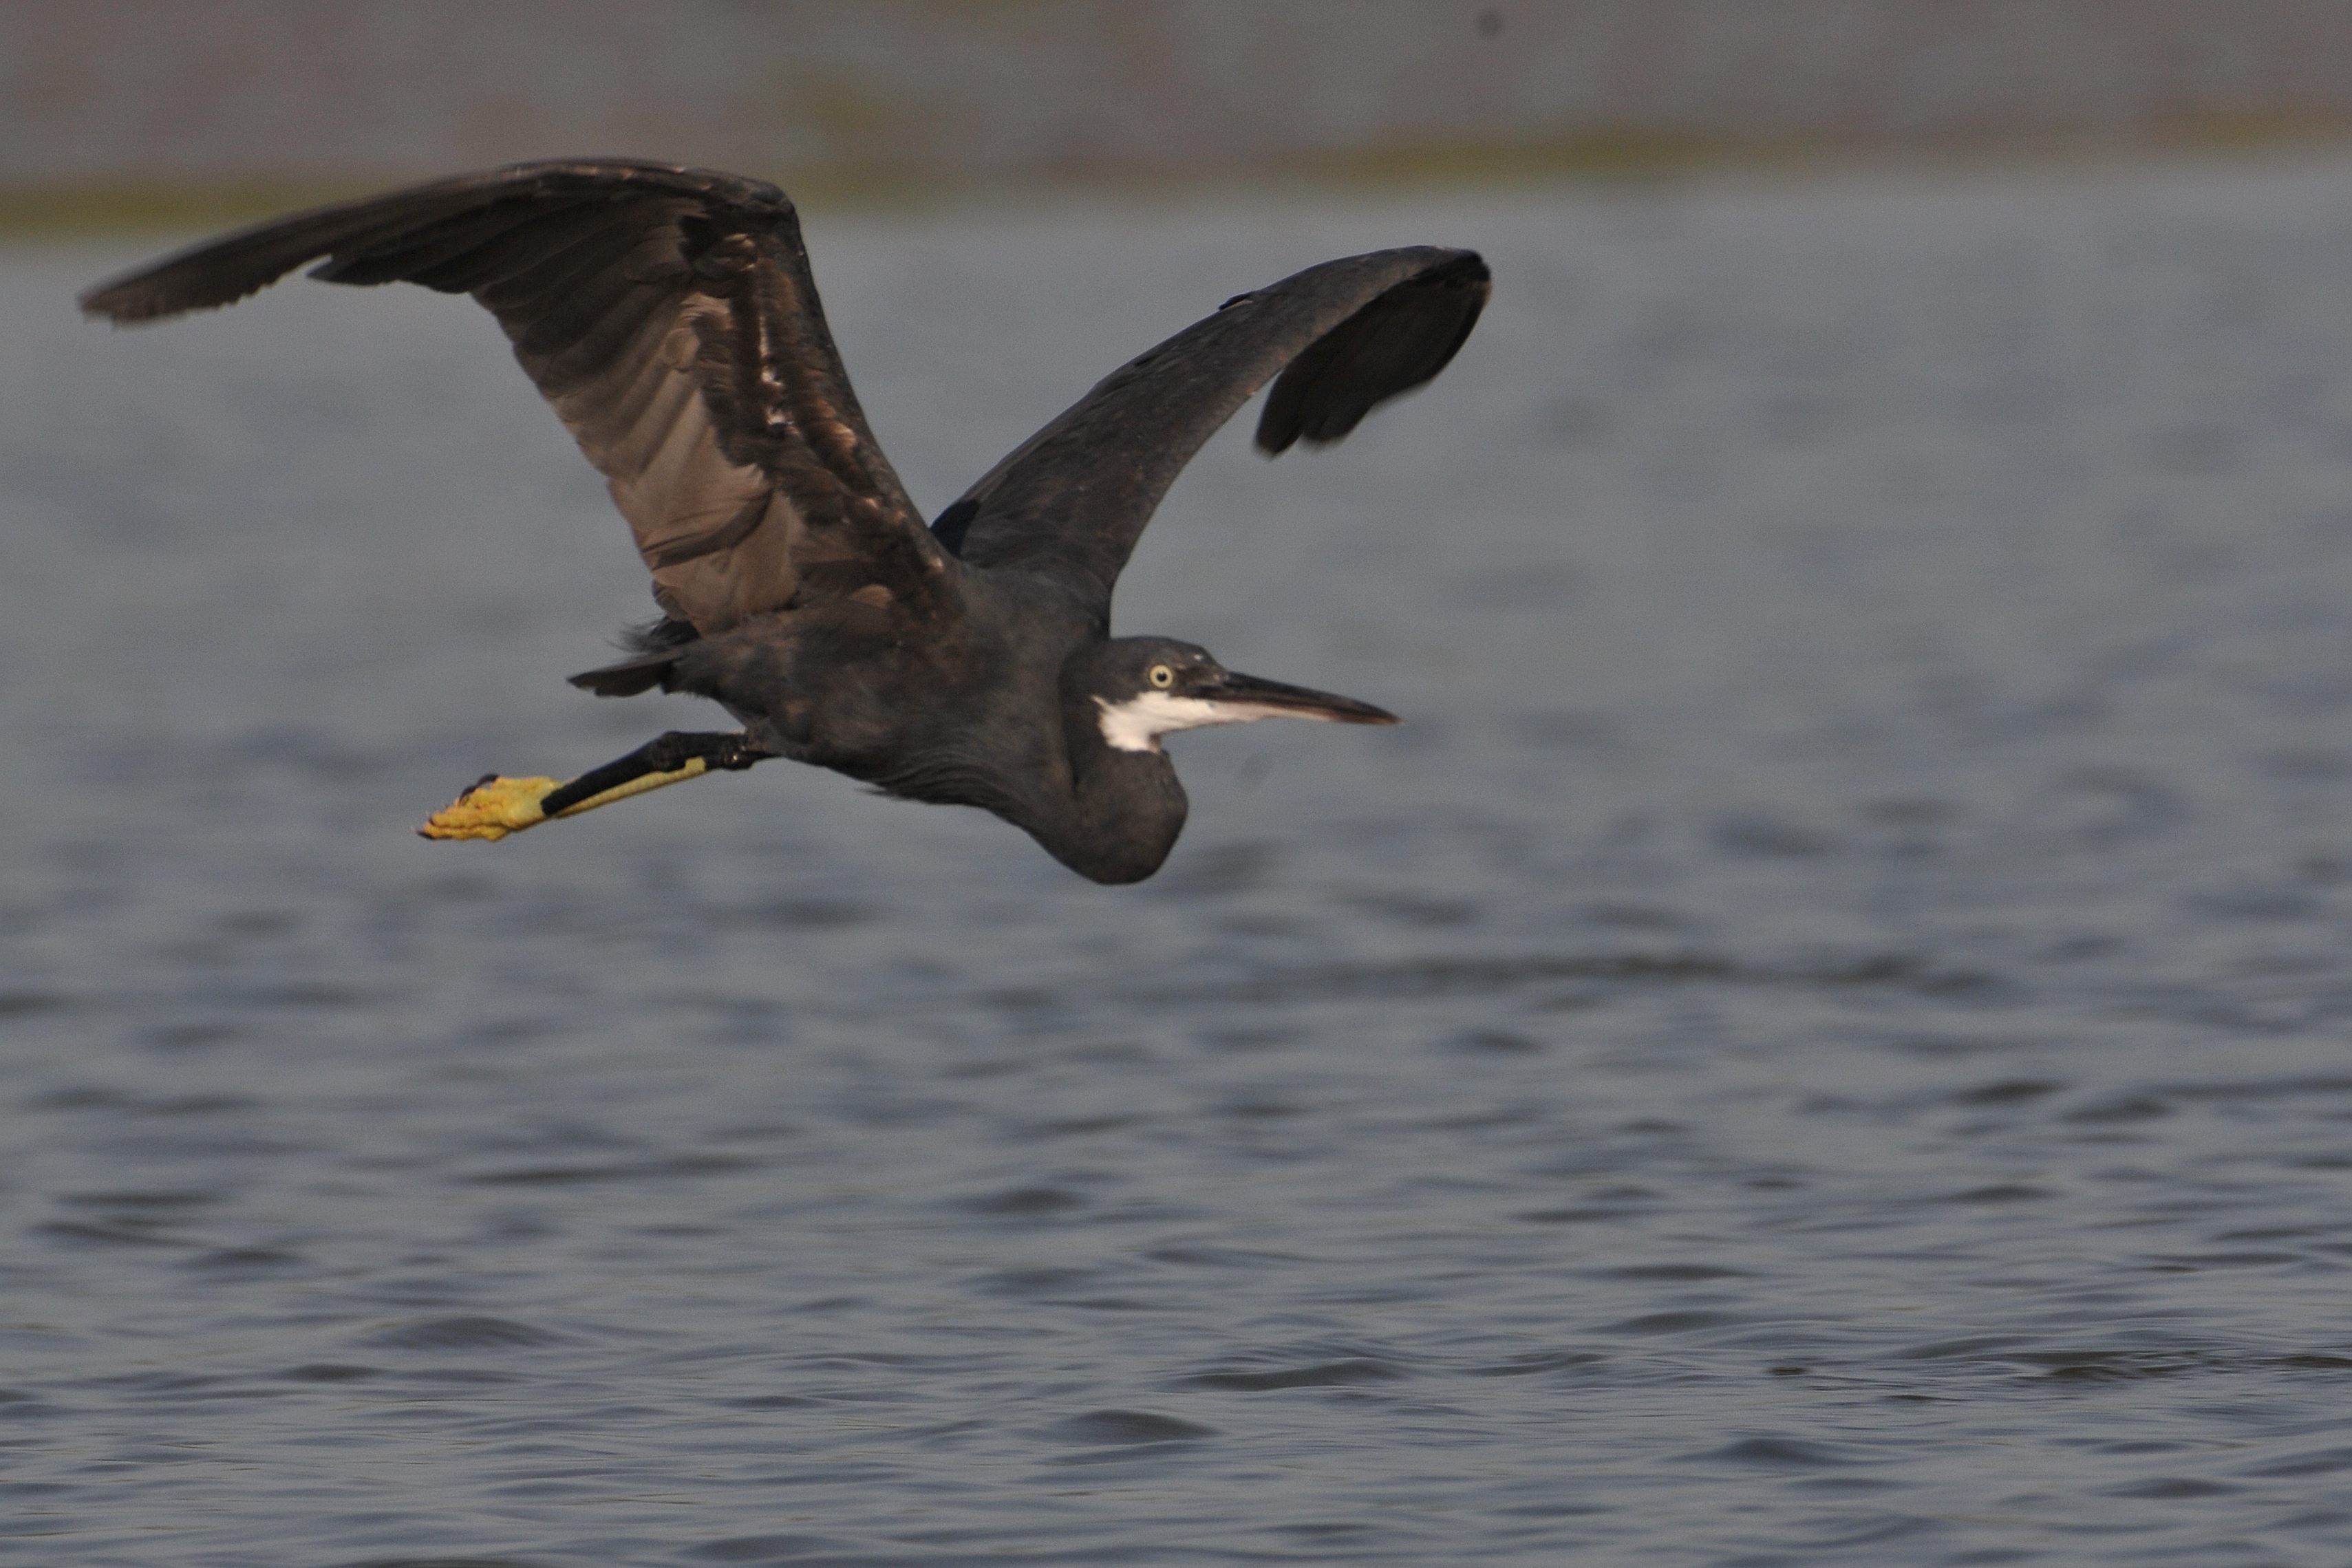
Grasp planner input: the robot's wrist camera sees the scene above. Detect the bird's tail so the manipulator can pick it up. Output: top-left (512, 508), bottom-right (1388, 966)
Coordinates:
top-left (568, 617), bottom-right (698, 697)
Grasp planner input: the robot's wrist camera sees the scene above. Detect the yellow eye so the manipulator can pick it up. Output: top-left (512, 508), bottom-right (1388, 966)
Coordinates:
top-left (1148, 664), bottom-right (1175, 689)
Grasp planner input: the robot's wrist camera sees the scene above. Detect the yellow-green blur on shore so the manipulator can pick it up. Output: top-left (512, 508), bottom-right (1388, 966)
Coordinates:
top-left (11, 0), bottom-right (2352, 235)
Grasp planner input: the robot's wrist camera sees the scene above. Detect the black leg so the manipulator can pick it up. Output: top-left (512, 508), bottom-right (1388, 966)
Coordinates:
top-left (539, 731), bottom-right (772, 817)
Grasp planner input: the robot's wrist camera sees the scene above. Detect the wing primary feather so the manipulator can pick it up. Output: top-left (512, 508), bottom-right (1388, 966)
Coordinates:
top-left (1257, 253), bottom-right (1488, 455)
top-left (408, 204), bottom-right (639, 298)
top-left (466, 206), bottom-right (679, 311)
top-left (305, 198), bottom-right (599, 290)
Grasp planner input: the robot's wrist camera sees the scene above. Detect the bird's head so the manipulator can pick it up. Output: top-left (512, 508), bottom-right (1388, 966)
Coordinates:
top-left (1077, 638), bottom-right (1398, 755)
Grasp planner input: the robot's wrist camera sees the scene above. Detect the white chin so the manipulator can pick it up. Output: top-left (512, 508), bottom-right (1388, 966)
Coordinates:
top-left (1095, 691), bottom-right (1286, 753)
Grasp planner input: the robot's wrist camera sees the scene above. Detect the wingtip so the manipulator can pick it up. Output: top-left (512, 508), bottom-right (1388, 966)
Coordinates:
top-left (79, 268), bottom-right (264, 325)
top-left (76, 281), bottom-right (140, 323)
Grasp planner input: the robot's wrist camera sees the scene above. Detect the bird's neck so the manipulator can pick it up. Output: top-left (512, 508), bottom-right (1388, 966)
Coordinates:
top-left (1031, 722), bottom-right (1189, 885)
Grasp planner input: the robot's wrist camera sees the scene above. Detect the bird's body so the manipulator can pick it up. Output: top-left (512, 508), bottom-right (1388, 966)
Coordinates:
top-left (83, 160), bottom-right (1488, 883)
top-left (661, 571), bottom-right (1179, 883)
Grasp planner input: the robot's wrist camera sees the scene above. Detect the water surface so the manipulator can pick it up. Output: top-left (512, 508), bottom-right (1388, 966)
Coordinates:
top-left (9, 161), bottom-right (2352, 1565)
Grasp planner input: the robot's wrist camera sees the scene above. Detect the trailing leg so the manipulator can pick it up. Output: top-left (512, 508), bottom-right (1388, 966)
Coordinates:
top-left (418, 731), bottom-right (772, 841)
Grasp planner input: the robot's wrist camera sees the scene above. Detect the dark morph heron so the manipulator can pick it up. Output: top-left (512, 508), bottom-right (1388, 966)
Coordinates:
top-left (83, 160), bottom-right (1488, 884)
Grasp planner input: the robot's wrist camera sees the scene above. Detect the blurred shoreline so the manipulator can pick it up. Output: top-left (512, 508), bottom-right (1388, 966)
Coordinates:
top-left (16, 129), bottom-right (2352, 241)
top-left (14, 0), bottom-right (2352, 233)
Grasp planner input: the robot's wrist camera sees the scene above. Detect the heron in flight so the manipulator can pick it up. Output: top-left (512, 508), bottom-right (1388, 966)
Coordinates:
top-left (83, 160), bottom-right (1488, 883)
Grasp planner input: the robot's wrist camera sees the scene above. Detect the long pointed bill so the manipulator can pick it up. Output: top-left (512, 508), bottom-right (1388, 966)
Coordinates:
top-left (1093, 671), bottom-right (1399, 753)
top-left (1195, 670), bottom-right (1400, 726)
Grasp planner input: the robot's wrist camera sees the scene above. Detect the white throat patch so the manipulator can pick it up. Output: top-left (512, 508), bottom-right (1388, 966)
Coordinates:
top-left (1094, 691), bottom-right (1261, 753)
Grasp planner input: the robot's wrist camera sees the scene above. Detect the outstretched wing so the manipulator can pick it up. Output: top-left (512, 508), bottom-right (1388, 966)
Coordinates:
top-left (936, 247), bottom-right (1487, 614)
top-left (82, 159), bottom-right (950, 635)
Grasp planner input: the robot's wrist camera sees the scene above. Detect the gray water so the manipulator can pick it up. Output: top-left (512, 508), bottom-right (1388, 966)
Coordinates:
top-left (9, 160), bottom-right (2352, 1566)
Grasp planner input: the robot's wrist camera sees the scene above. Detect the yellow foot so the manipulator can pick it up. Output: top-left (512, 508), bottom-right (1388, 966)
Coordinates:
top-left (417, 774), bottom-right (561, 841)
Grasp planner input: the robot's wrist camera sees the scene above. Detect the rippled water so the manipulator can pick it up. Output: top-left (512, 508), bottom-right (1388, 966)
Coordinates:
top-left (11, 160), bottom-right (2352, 1565)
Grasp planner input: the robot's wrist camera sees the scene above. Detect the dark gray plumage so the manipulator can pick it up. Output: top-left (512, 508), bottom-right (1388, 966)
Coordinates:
top-left (82, 159), bottom-right (1488, 883)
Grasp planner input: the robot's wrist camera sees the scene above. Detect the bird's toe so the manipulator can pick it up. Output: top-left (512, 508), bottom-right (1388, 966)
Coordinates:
top-left (416, 775), bottom-right (562, 841)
